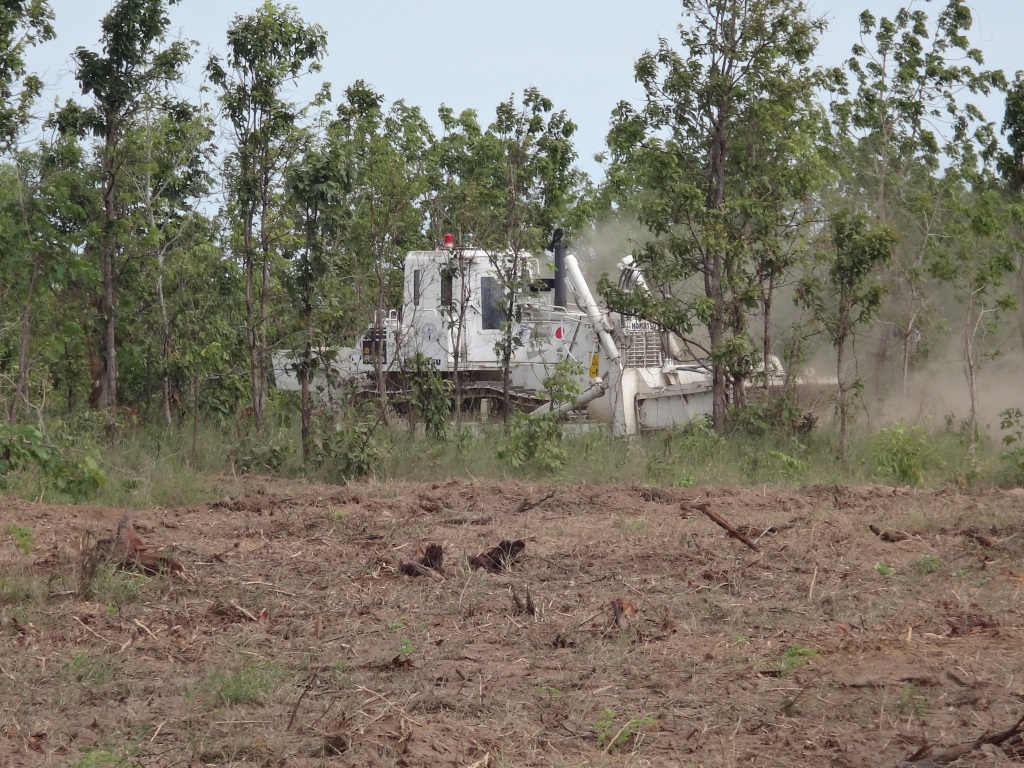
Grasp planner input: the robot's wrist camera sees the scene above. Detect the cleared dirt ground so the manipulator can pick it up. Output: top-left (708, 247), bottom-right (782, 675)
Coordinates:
top-left (3, 479), bottom-right (1024, 767)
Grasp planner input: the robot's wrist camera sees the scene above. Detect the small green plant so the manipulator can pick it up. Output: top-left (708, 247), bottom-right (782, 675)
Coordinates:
top-left (232, 431), bottom-right (291, 474)
top-left (200, 659), bottom-right (287, 707)
top-left (0, 423), bottom-right (106, 498)
top-left (325, 409), bottom-right (384, 479)
top-left (917, 554), bottom-right (941, 574)
top-left (499, 357), bottom-right (582, 472)
top-left (593, 707), bottom-right (655, 751)
top-left (873, 423), bottom-right (931, 486)
top-left (80, 562), bottom-right (144, 607)
top-left (327, 508), bottom-right (349, 523)
top-left (72, 748), bottom-right (136, 768)
top-left (895, 683), bottom-right (927, 719)
top-left (397, 638), bottom-right (415, 661)
top-left (60, 653), bottom-right (117, 687)
top-left (0, 568), bottom-right (47, 606)
top-left (873, 562), bottom-right (894, 576)
top-left (768, 449), bottom-right (809, 478)
top-left (407, 353), bottom-right (452, 442)
top-left (999, 407), bottom-right (1024, 486)
top-left (5, 524), bottom-right (33, 554)
top-left (676, 472), bottom-right (696, 487)
top-left (779, 646), bottom-right (818, 675)
top-left (324, 660), bottom-right (351, 688)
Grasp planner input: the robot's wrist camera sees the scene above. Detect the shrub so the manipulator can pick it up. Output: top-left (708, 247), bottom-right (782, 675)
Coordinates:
top-left (999, 407), bottom-right (1024, 487)
top-left (499, 357), bottom-right (581, 473)
top-left (0, 423), bottom-right (106, 498)
top-left (873, 423), bottom-right (931, 486)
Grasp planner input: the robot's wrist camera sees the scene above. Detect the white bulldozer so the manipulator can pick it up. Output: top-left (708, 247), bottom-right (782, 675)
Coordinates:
top-left (274, 235), bottom-right (717, 435)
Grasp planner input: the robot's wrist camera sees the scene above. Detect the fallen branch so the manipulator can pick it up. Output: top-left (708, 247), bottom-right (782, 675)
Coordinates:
top-left (286, 677), bottom-right (315, 732)
top-left (228, 601), bottom-right (260, 623)
top-left (511, 490), bottom-right (556, 515)
top-left (688, 503), bottom-right (759, 552)
top-left (419, 499), bottom-right (455, 515)
top-left (898, 711), bottom-right (1024, 766)
top-left (869, 524), bottom-right (911, 543)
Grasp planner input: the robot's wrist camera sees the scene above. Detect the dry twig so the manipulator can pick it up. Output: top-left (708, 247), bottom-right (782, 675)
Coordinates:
top-left (687, 503), bottom-right (759, 552)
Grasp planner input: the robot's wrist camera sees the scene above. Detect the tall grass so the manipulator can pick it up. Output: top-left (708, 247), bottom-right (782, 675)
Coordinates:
top-left (377, 419), bottom-right (998, 489)
top-left (0, 408), bottom-right (1017, 509)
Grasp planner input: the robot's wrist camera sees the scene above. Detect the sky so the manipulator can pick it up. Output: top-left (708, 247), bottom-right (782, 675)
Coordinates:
top-left (24, 1), bottom-right (1024, 180)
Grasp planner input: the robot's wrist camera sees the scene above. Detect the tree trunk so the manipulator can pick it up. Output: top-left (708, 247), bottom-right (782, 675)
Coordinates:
top-left (99, 119), bottom-right (120, 414)
top-left (964, 294), bottom-right (979, 443)
top-left (300, 290), bottom-right (313, 464)
top-left (708, 263), bottom-right (728, 431)
top-left (99, 242), bottom-right (118, 411)
top-left (762, 277), bottom-right (773, 391)
top-left (155, 248), bottom-right (173, 428)
top-left (1016, 268), bottom-right (1024, 355)
top-left (244, 220), bottom-right (261, 432)
top-left (900, 309), bottom-right (917, 405)
top-left (451, 264), bottom-right (470, 428)
top-left (372, 250), bottom-right (390, 424)
top-left (706, 99), bottom-right (730, 432)
top-left (836, 290), bottom-right (850, 464)
top-left (964, 331), bottom-right (977, 442)
top-left (10, 257), bottom-right (41, 423)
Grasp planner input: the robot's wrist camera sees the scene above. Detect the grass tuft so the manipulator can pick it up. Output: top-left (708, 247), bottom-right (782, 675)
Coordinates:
top-left (198, 659), bottom-right (290, 707)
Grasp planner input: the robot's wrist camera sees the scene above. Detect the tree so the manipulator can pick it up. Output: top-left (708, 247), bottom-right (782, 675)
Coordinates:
top-left (0, 0), bottom-right (54, 149)
top-left (998, 72), bottom-right (1024, 355)
top-left (930, 184), bottom-right (1017, 439)
top-left (57, 0), bottom-right (194, 415)
top-left (119, 102), bottom-right (214, 424)
top-left (797, 211), bottom-right (895, 462)
top-left (286, 137), bottom-right (348, 462)
top-left (831, 1), bottom-right (1005, 401)
top-left (432, 89), bottom-right (586, 419)
top-left (328, 82), bottom-right (435, 418)
top-left (601, 0), bottom-right (829, 431)
top-left (0, 140), bottom-right (97, 421)
top-left (207, 0), bottom-right (328, 432)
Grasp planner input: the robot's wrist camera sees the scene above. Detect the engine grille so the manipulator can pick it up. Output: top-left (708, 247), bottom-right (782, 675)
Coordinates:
top-left (622, 331), bottom-right (664, 368)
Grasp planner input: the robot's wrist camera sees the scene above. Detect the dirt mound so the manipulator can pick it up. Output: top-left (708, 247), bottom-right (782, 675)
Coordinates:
top-left (3, 481), bottom-right (1024, 766)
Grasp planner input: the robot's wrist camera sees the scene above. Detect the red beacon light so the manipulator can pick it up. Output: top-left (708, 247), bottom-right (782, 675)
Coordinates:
top-left (443, 233), bottom-right (455, 250)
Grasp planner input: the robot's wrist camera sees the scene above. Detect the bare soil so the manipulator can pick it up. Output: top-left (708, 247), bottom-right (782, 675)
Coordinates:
top-left (3, 479), bottom-right (1024, 766)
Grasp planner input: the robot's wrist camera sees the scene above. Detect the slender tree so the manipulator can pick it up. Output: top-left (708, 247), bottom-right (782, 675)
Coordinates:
top-left (57, 0), bottom-right (193, 415)
top-left (831, 1), bottom-right (1005, 400)
top-left (0, 0), bottom-right (54, 149)
top-left (601, 0), bottom-right (830, 430)
top-left (432, 89), bottom-right (585, 419)
top-left (207, 0), bottom-right (327, 431)
top-left (328, 82), bottom-right (435, 417)
top-left (797, 211), bottom-right (895, 461)
top-left (120, 102), bottom-right (214, 423)
top-left (286, 137), bottom-right (348, 462)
